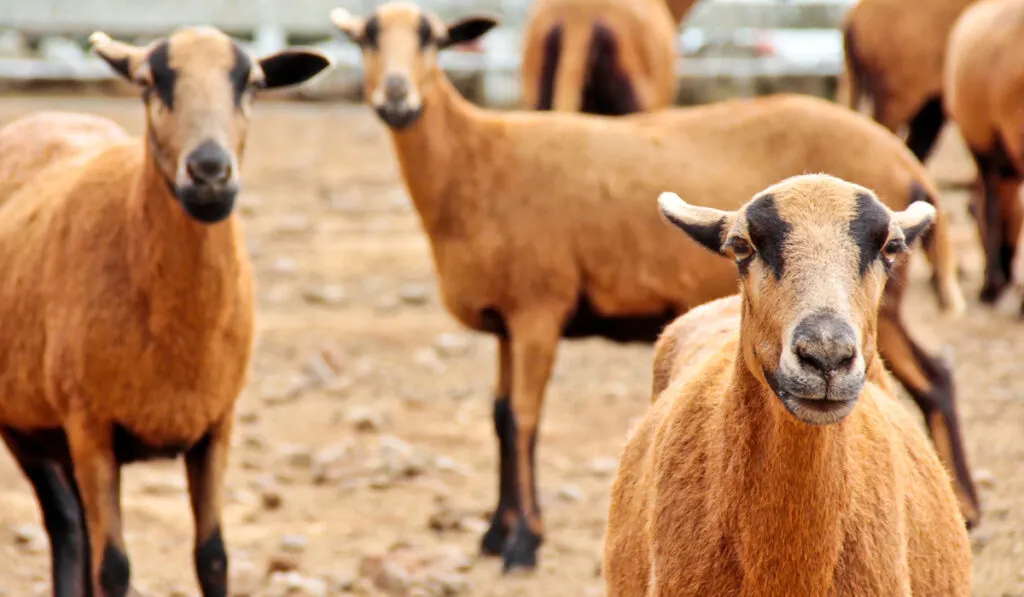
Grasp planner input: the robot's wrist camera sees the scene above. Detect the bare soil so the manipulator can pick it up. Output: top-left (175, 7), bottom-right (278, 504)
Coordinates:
top-left (0, 96), bottom-right (1020, 597)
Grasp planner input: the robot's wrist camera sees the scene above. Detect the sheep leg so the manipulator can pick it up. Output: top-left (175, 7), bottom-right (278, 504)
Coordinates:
top-left (904, 97), bottom-right (945, 163)
top-left (185, 416), bottom-right (234, 597)
top-left (65, 418), bottom-right (130, 597)
top-left (875, 307), bottom-right (980, 529)
top-left (971, 151), bottom-right (1012, 303)
top-left (481, 337), bottom-right (517, 556)
top-left (1, 429), bottom-right (89, 597)
top-left (502, 313), bottom-right (561, 573)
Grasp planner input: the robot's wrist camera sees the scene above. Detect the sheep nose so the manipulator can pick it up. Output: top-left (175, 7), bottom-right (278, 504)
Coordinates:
top-left (186, 140), bottom-right (232, 185)
top-left (791, 313), bottom-right (857, 376)
top-left (383, 75), bottom-right (409, 103)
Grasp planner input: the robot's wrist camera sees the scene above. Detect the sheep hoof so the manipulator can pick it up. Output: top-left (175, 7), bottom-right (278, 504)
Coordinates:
top-left (978, 282), bottom-right (1005, 304)
top-left (479, 516), bottom-right (508, 557)
top-left (501, 519), bottom-right (542, 573)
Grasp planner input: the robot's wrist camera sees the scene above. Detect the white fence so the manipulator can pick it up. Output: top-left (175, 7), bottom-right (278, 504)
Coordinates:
top-left (0, 0), bottom-right (855, 105)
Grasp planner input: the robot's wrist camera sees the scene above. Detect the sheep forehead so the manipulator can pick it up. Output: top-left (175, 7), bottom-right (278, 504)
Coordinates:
top-left (739, 175), bottom-right (887, 275)
top-left (374, 2), bottom-right (445, 33)
top-left (166, 27), bottom-right (239, 72)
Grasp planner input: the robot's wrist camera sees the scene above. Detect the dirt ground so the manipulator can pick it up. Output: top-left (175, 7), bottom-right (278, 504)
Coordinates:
top-left (0, 94), bottom-right (1021, 597)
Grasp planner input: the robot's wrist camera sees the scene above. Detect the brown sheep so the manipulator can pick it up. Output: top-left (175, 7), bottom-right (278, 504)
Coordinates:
top-left (664, 0), bottom-right (702, 24)
top-left (329, 1), bottom-right (978, 572)
top-left (604, 175), bottom-right (972, 596)
top-left (945, 0), bottom-right (1024, 308)
top-left (838, 0), bottom-right (976, 163)
top-left (0, 28), bottom-right (331, 597)
top-left (520, 0), bottom-right (678, 114)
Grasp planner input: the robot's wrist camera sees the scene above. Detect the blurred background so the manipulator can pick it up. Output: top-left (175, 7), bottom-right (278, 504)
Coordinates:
top-left (0, 2), bottom-right (1017, 597)
top-left (0, 0), bottom-right (849, 105)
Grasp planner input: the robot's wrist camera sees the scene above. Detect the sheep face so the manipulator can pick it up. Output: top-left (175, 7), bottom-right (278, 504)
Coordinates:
top-left (659, 174), bottom-right (935, 426)
top-left (90, 28), bottom-right (331, 223)
top-left (330, 2), bottom-right (498, 130)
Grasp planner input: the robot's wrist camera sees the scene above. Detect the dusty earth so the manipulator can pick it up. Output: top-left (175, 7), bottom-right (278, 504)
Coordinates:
top-left (0, 94), bottom-right (1020, 597)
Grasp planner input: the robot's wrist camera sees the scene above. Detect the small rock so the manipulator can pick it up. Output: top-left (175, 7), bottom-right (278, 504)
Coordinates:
top-left (280, 444), bottom-right (315, 469)
top-left (375, 295), bottom-right (402, 313)
top-left (237, 409), bottom-right (260, 424)
top-left (325, 375), bottom-right (354, 398)
top-left (426, 572), bottom-right (469, 596)
top-left (271, 256), bottom-right (298, 274)
top-left (324, 569), bottom-right (357, 592)
top-left (11, 524), bottom-right (46, 554)
top-left (268, 571), bottom-right (327, 597)
top-left (970, 527), bottom-right (993, 552)
top-left (274, 214), bottom-right (314, 235)
top-left (267, 552), bottom-right (302, 575)
top-left (557, 485), bottom-right (584, 503)
top-left (140, 475), bottom-right (186, 496)
top-left (255, 476), bottom-right (284, 511)
top-left (434, 456), bottom-right (470, 477)
top-left (397, 283), bottom-right (431, 305)
top-left (376, 561), bottom-right (411, 594)
top-left (280, 534), bottom-right (309, 555)
top-left (229, 558), bottom-right (262, 597)
top-left (588, 457), bottom-right (619, 477)
top-left (347, 407), bottom-right (387, 432)
top-left (433, 333), bottom-right (472, 358)
top-left (974, 468), bottom-right (996, 489)
top-left (242, 431), bottom-right (269, 451)
top-left (302, 284), bottom-right (347, 307)
top-left (413, 348), bottom-right (446, 374)
top-left (261, 374), bottom-right (310, 406)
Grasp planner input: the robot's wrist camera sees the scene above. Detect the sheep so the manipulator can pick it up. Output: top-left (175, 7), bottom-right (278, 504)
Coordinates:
top-left (0, 28), bottom-right (331, 597)
top-left (837, 0), bottom-right (976, 163)
top-left (944, 0), bottom-right (1024, 308)
top-left (664, 0), bottom-right (702, 24)
top-left (328, 1), bottom-right (979, 572)
top-left (520, 0), bottom-right (678, 115)
top-left (603, 175), bottom-right (973, 596)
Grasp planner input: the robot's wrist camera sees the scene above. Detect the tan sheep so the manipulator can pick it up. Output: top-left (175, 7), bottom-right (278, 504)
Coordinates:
top-left (604, 174), bottom-right (972, 596)
top-left (945, 0), bottom-right (1024, 308)
top-left (329, 0), bottom-right (978, 572)
top-left (520, 0), bottom-right (678, 114)
top-left (0, 28), bottom-right (330, 597)
top-left (837, 0), bottom-right (976, 163)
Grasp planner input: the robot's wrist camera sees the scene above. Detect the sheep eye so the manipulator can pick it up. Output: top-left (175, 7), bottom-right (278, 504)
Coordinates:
top-left (881, 238), bottom-right (907, 268)
top-left (728, 238), bottom-right (755, 263)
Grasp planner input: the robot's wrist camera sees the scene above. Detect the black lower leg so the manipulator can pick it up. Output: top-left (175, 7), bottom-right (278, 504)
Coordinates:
top-left (2, 430), bottom-right (88, 597)
top-left (195, 526), bottom-right (228, 597)
top-left (503, 429), bottom-right (542, 573)
top-left (98, 543), bottom-right (130, 597)
top-left (903, 342), bottom-right (980, 528)
top-left (905, 97), bottom-right (945, 163)
top-left (482, 396), bottom-right (518, 555)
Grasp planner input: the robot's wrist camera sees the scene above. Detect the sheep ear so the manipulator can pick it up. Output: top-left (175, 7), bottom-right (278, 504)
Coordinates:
top-left (892, 200), bottom-right (936, 247)
top-left (658, 192), bottom-right (732, 255)
top-left (440, 16), bottom-right (499, 49)
top-left (89, 32), bottom-right (150, 84)
top-left (257, 49), bottom-right (333, 89)
top-left (329, 7), bottom-right (366, 43)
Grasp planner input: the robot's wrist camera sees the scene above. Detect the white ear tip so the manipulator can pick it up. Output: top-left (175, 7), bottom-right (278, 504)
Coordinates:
top-left (907, 200), bottom-right (937, 218)
top-left (657, 191), bottom-right (686, 212)
top-left (89, 31), bottom-right (112, 46)
top-left (330, 7), bottom-right (353, 23)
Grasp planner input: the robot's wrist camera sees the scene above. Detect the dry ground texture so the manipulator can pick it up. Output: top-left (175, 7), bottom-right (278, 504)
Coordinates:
top-left (0, 95), bottom-right (1021, 597)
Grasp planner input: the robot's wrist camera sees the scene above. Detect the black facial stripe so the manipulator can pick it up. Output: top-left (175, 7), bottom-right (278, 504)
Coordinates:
top-left (148, 40), bottom-right (176, 109)
top-left (363, 15), bottom-right (380, 49)
top-left (418, 15), bottom-right (433, 48)
top-left (229, 44), bottom-right (252, 106)
top-left (849, 191), bottom-right (891, 276)
top-left (746, 193), bottom-right (790, 279)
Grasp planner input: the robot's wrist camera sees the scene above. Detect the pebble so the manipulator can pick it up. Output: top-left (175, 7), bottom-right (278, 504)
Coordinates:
top-left (975, 468), bottom-right (996, 489)
top-left (280, 533), bottom-right (309, 555)
top-left (280, 444), bottom-right (315, 469)
top-left (11, 524), bottom-right (46, 554)
top-left (375, 295), bottom-right (402, 313)
top-left (302, 284), bottom-right (347, 307)
top-left (271, 256), bottom-right (298, 274)
top-left (557, 485), bottom-right (584, 503)
top-left (242, 431), bottom-right (269, 451)
top-left (267, 552), bottom-right (302, 575)
top-left (255, 475), bottom-right (284, 511)
top-left (140, 475), bottom-right (186, 496)
top-left (273, 214), bottom-right (314, 235)
top-left (267, 571), bottom-right (328, 597)
top-left (228, 559), bottom-right (262, 597)
top-left (588, 457), bottom-right (619, 477)
top-left (413, 348), bottom-right (446, 374)
top-left (433, 333), bottom-right (473, 358)
top-left (397, 283), bottom-right (431, 305)
top-left (261, 374), bottom-right (310, 406)
top-left (347, 406), bottom-right (388, 432)
top-left (237, 409), bottom-right (260, 424)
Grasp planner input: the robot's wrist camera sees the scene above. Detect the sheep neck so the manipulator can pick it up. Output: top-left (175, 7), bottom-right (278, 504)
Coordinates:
top-left (127, 141), bottom-right (243, 335)
top-left (724, 308), bottom-right (854, 590)
top-left (387, 68), bottom-right (483, 237)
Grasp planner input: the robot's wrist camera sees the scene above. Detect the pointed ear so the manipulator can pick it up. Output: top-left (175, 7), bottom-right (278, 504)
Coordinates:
top-left (658, 192), bottom-right (732, 255)
top-left (440, 16), bottom-right (499, 49)
top-left (329, 7), bottom-right (366, 43)
top-left (89, 31), bottom-right (150, 84)
top-left (892, 200), bottom-right (936, 247)
top-left (257, 48), bottom-right (333, 89)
